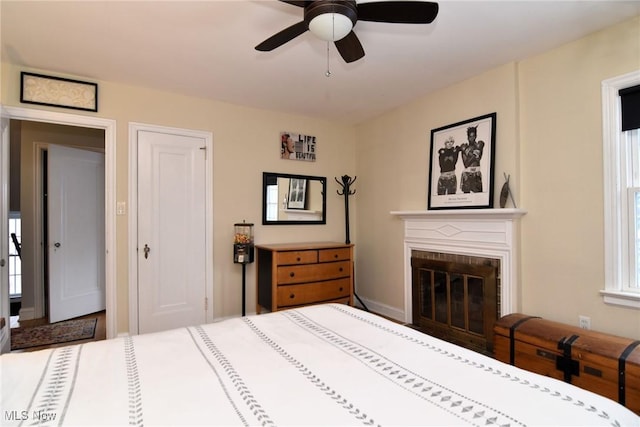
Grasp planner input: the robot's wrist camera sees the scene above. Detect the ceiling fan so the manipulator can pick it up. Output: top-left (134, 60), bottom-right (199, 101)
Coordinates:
top-left (255, 1), bottom-right (439, 63)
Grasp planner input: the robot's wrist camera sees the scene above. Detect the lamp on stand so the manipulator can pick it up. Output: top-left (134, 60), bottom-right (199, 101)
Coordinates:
top-left (234, 221), bottom-right (254, 316)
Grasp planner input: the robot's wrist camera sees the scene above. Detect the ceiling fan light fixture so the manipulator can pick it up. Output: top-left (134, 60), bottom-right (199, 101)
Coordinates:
top-left (309, 13), bottom-right (353, 41)
top-left (304, 1), bottom-right (357, 42)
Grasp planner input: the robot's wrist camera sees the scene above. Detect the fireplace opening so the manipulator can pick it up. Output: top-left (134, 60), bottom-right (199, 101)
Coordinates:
top-left (411, 253), bottom-right (499, 356)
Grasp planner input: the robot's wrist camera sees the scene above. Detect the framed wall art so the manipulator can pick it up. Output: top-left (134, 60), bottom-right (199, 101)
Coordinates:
top-left (427, 112), bottom-right (496, 210)
top-left (20, 72), bottom-right (98, 112)
top-left (287, 178), bottom-right (307, 209)
top-left (280, 131), bottom-right (316, 161)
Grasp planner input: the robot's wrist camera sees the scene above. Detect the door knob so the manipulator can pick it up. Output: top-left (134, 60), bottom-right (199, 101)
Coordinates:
top-left (143, 244), bottom-right (150, 259)
top-left (0, 259), bottom-right (5, 267)
top-left (54, 242), bottom-right (61, 248)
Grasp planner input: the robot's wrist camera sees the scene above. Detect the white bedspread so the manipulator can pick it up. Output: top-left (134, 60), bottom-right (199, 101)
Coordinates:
top-left (2, 304), bottom-right (638, 426)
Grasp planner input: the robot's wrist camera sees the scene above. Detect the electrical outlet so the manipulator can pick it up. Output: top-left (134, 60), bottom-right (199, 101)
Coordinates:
top-left (579, 315), bottom-right (591, 330)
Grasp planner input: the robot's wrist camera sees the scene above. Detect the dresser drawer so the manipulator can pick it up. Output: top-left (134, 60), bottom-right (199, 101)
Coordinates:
top-left (277, 278), bottom-right (351, 308)
top-left (318, 247), bottom-right (351, 263)
top-left (277, 260), bottom-right (351, 284)
top-left (277, 250), bottom-right (318, 265)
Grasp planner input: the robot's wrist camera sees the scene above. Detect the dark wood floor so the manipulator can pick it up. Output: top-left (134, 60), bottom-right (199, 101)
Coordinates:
top-left (11, 310), bottom-right (107, 353)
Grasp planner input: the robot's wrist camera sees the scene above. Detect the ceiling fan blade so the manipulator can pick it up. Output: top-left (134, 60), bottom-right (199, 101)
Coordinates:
top-left (255, 21), bottom-right (309, 52)
top-left (357, 1), bottom-right (439, 24)
top-left (278, 0), bottom-right (311, 7)
top-left (334, 31), bottom-right (365, 63)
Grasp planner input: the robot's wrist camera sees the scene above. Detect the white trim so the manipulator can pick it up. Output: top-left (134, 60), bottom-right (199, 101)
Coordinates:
top-left (1, 106), bottom-right (118, 338)
top-left (0, 116), bottom-right (10, 353)
top-left (601, 70), bottom-right (640, 309)
top-left (32, 142), bottom-right (47, 319)
top-left (18, 306), bottom-right (35, 321)
top-left (355, 296), bottom-right (405, 323)
top-left (128, 122), bottom-right (214, 335)
top-left (600, 290), bottom-right (640, 308)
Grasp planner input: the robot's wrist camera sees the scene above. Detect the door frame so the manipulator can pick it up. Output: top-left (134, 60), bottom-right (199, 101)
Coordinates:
top-left (128, 122), bottom-right (214, 335)
top-left (1, 116), bottom-right (9, 352)
top-left (1, 105), bottom-right (117, 339)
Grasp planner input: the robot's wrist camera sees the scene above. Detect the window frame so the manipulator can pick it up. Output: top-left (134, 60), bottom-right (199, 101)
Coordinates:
top-left (601, 70), bottom-right (640, 309)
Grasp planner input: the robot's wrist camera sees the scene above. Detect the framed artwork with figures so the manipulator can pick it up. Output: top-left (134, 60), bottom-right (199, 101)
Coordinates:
top-left (427, 113), bottom-right (496, 210)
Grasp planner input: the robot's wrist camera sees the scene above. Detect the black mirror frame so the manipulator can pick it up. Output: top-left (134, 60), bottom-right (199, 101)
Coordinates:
top-left (262, 172), bottom-right (327, 225)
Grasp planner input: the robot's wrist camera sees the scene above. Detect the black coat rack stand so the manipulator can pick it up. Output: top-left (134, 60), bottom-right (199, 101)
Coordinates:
top-left (336, 175), bottom-right (369, 312)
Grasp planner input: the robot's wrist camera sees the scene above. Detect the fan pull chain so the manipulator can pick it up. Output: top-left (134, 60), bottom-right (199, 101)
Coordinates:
top-left (325, 41), bottom-right (332, 77)
top-left (325, 11), bottom-right (336, 77)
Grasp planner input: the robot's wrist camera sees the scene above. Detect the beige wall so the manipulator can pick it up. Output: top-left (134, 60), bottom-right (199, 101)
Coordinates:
top-left (2, 15), bottom-right (639, 339)
top-left (518, 17), bottom-right (640, 337)
top-left (354, 63), bottom-right (520, 317)
top-left (2, 62), bottom-right (357, 333)
top-left (355, 16), bottom-right (640, 338)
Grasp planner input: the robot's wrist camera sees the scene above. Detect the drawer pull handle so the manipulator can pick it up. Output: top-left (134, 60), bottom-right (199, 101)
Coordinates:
top-left (339, 267), bottom-right (343, 272)
top-left (297, 257), bottom-right (301, 262)
top-left (334, 254), bottom-right (338, 258)
top-left (290, 272), bottom-right (295, 277)
top-left (339, 287), bottom-right (343, 292)
top-left (289, 293), bottom-right (295, 299)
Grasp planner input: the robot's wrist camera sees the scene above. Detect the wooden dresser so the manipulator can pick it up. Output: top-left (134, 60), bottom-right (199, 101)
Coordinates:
top-left (256, 242), bottom-right (354, 313)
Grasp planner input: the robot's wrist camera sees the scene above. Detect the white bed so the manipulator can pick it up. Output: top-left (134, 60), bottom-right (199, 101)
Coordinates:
top-left (2, 303), bottom-right (638, 426)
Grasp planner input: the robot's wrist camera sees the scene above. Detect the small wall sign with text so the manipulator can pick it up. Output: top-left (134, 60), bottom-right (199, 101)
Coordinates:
top-left (280, 131), bottom-right (316, 161)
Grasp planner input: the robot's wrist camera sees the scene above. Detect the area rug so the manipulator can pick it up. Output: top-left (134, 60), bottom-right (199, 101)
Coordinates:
top-left (11, 317), bottom-right (97, 350)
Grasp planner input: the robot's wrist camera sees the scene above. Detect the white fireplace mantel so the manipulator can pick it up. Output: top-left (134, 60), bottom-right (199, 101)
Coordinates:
top-left (391, 208), bottom-right (527, 323)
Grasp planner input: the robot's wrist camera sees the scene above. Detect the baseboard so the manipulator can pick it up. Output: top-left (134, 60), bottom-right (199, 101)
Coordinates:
top-left (353, 296), bottom-right (405, 323)
top-left (18, 306), bottom-right (36, 321)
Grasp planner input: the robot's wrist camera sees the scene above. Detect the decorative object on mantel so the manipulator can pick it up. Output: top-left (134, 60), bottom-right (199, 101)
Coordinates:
top-left (234, 221), bottom-right (255, 317)
top-left (336, 175), bottom-right (369, 312)
top-left (427, 112), bottom-right (496, 210)
top-left (500, 173), bottom-right (517, 208)
top-left (280, 131), bottom-right (316, 161)
top-left (20, 71), bottom-right (98, 112)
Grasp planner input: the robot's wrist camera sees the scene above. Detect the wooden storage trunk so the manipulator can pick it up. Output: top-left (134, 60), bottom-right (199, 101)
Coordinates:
top-left (494, 313), bottom-right (640, 414)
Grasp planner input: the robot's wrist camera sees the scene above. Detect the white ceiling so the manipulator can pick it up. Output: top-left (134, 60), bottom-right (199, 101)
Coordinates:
top-left (2, 0), bottom-right (639, 125)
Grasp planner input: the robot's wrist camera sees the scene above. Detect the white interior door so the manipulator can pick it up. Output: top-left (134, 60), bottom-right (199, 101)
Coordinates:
top-left (48, 144), bottom-right (105, 323)
top-left (137, 130), bottom-right (206, 334)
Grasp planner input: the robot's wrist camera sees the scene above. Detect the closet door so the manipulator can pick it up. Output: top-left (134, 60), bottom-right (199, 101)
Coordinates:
top-left (136, 129), bottom-right (207, 334)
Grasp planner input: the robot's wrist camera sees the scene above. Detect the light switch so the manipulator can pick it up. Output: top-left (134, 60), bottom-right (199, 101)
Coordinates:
top-left (116, 201), bottom-right (126, 215)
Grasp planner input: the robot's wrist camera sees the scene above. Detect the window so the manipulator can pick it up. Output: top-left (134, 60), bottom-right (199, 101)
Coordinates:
top-left (266, 184), bottom-right (279, 221)
top-left (602, 71), bottom-right (640, 308)
top-left (8, 212), bottom-right (22, 298)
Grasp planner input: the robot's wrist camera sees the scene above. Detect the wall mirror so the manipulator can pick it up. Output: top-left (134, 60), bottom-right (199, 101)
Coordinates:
top-left (262, 172), bottom-right (326, 225)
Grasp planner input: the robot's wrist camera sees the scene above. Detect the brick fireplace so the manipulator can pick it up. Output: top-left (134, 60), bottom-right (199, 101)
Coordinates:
top-left (391, 209), bottom-right (526, 353)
